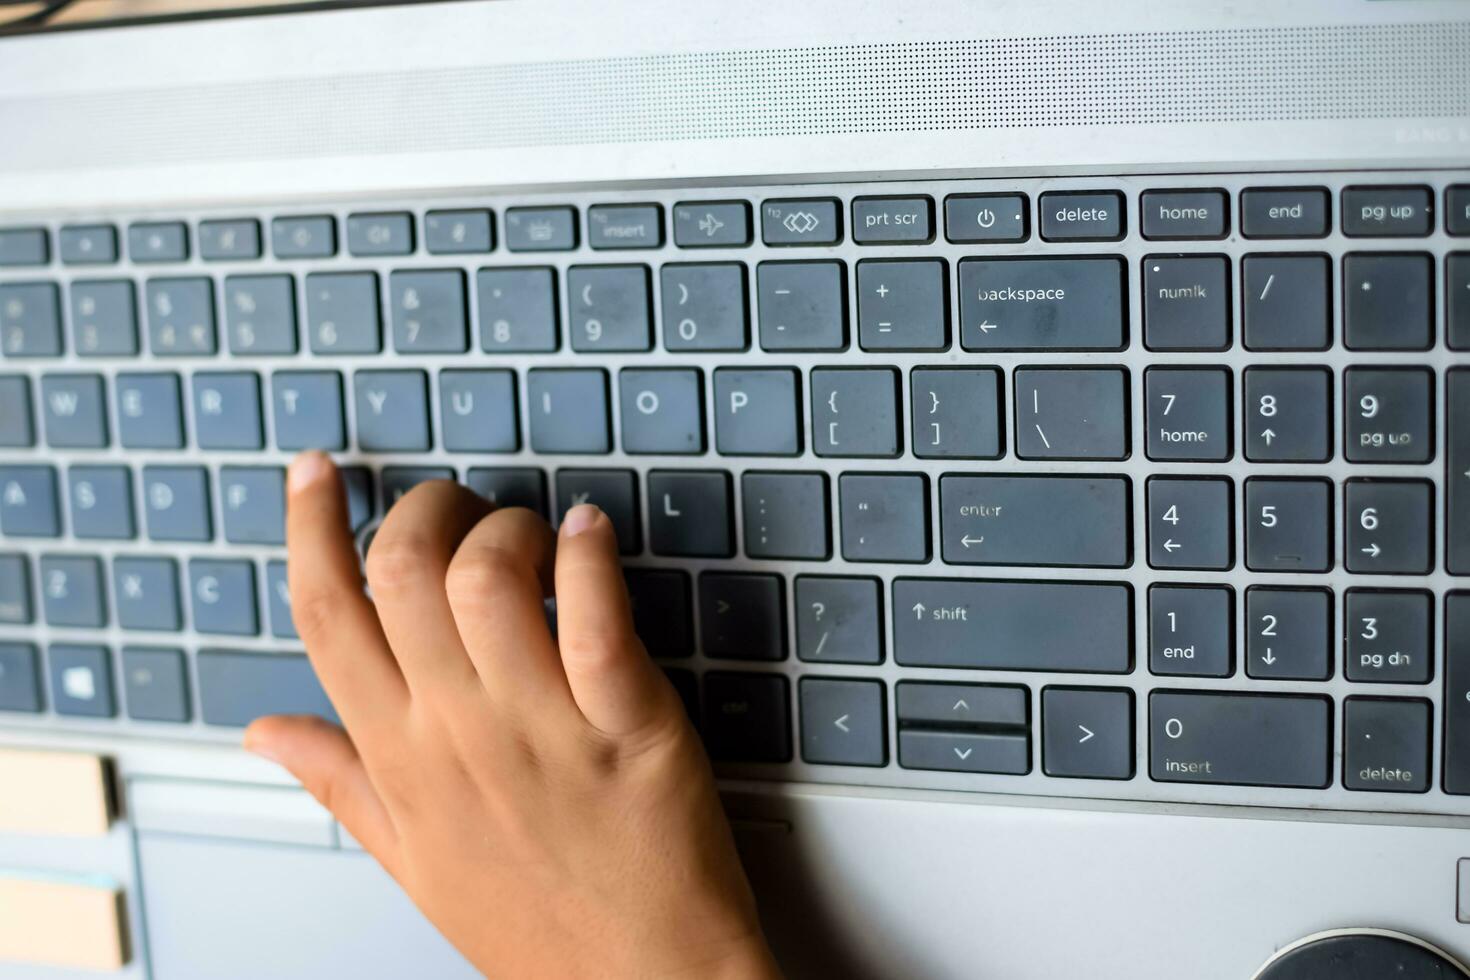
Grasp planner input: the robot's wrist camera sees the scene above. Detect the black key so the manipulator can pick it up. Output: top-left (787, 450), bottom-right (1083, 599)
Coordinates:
top-left (618, 368), bottom-right (705, 455)
top-left (1246, 587), bottom-right (1332, 681)
top-left (1146, 478), bottom-right (1232, 571)
top-left (305, 271), bottom-right (382, 354)
top-left (40, 373), bottom-right (108, 449)
top-left (568, 265), bottom-right (652, 351)
top-left (672, 201), bottom-right (751, 248)
top-left (812, 368), bottom-right (900, 457)
top-left (40, 555), bottom-right (107, 628)
top-left (895, 682), bottom-right (1027, 728)
top-left (49, 644), bottom-right (115, 717)
top-left (1142, 255), bottom-right (1230, 350)
top-left (660, 263), bottom-right (748, 351)
top-left (0, 282), bottom-right (62, 357)
top-left (0, 642), bottom-right (42, 712)
top-left (794, 576), bottom-right (882, 665)
top-left (1149, 691), bottom-right (1331, 788)
top-left (464, 467), bottom-right (547, 516)
top-left (390, 270), bottom-right (467, 353)
top-left (1449, 185), bottom-right (1470, 236)
top-left (1240, 187), bottom-right (1329, 239)
top-left (1344, 367), bottom-right (1433, 464)
top-left (799, 678), bottom-right (886, 767)
top-left (1014, 367), bottom-right (1128, 460)
top-left (1451, 370), bottom-right (1470, 575)
top-left (588, 204), bottom-right (663, 250)
top-left (347, 212), bottom-right (414, 256)
top-left (1450, 253), bottom-right (1470, 350)
top-left (380, 466), bottom-right (454, 508)
top-left (272, 216), bottom-right (336, 258)
top-left (712, 368), bottom-right (801, 456)
top-left (1445, 594), bottom-right (1470, 793)
top-left (527, 369), bottom-right (610, 454)
top-left (851, 196), bottom-right (933, 244)
top-left (440, 370), bottom-right (518, 453)
top-left (1149, 585), bottom-right (1233, 678)
top-left (129, 221), bottom-right (188, 262)
top-left (958, 257), bottom-right (1125, 351)
top-left (341, 467), bottom-right (375, 530)
top-left (199, 219), bottom-right (262, 260)
top-left (0, 553), bottom-right (31, 624)
top-left (555, 469), bottom-right (639, 554)
top-left (504, 207), bottom-right (577, 252)
top-left (220, 466), bottom-right (286, 545)
top-left (941, 475), bottom-right (1130, 568)
top-left (145, 277), bottom-right (216, 355)
top-left (893, 578), bottom-right (1131, 673)
top-left (71, 280), bottom-right (139, 356)
top-left (1343, 252), bottom-right (1433, 350)
top-left (0, 375), bottom-right (33, 447)
top-left (1042, 687), bottom-right (1134, 780)
top-left (0, 227), bottom-right (48, 265)
top-left (757, 261), bottom-right (847, 351)
top-left (647, 471), bottom-right (733, 558)
top-left (0, 465), bottom-right (61, 538)
top-left (1343, 697), bottom-right (1430, 792)
top-left (702, 672), bottom-right (791, 763)
top-left (898, 730), bottom-right (1029, 775)
top-left (1345, 479), bottom-right (1433, 575)
top-left (761, 198), bottom-right (841, 246)
top-left (1243, 368), bottom-right (1332, 463)
top-left (424, 209), bottom-right (493, 254)
top-left (478, 267), bottom-right (558, 352)
top-left (1241, 253), bottom-right (1331, 351)
top-left (856, 259), bottom-right (947, 350)
top-left (193, 372), bottom-right (264, 450)
top-left (1140, 189), bottom-right (1228, 240)
top-left (1341, 185), bottom-right (1433, 237)
top-left (944, 194), bottom-right (1028, 244)
top-left (122, 647), bottom-right (190, 723)
top-left (1345, 589), bottom-right (1431, 684)
top-left (197, 649), bottom-right (336, 727)
top-left (1244, 478), bottom-right (1332, 572)
top-left (59, 225), bottom-right (117, 265)
top-left (839, 474), bottom-right (930, 563)
top-left (665, 669), bottom-right (698, 725)
top-left (741, 472), bottom-right (830, 560)
top-left (699, 573), bottom-right (786, 661)
top-left (1039, 190), bottom-right (1124, 241)
top-left (910, 368), bottom-right (1001, 459)
top-left (625, 570), bottom-right (693, 658)
top-left (354, 370), bottom-right (430, 452)
top-left (1144, 367), bottom-right (1231, 462)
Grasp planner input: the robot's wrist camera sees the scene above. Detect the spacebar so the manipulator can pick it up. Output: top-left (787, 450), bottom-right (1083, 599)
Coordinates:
top-left (1149, 691), bottom-right (1331, 788)
top-left (197, 649), bottom-right (338, 727)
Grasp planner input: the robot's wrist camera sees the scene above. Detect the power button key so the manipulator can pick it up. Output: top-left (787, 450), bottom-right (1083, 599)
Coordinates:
top-left (944, 194), bottom-right (1029, 243)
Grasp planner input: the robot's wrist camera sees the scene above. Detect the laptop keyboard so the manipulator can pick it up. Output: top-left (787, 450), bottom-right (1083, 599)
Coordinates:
top-left (0, 170), bottom-right (1466, 815)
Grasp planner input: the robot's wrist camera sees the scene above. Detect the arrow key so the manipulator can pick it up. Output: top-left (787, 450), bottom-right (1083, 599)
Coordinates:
top-left (898, 729), bottom-right (1029, 775)
top-left (1344, 478), bottom-right (1432, 575)
top-left (1246, 586), bottom-right (1331, 681)
top-left (799, 678), bottom-right (887, 767)
top-left (1146, 477), bottom-right (1233, 571)
top-left (895, 681), bottom-right (1027, 728)
top-left (1042, 687), bottom-right (1134, 780)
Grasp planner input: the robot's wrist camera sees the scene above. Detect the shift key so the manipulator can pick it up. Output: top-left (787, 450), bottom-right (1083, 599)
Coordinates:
top-left (1150, 691), bottom-right (1331, 788)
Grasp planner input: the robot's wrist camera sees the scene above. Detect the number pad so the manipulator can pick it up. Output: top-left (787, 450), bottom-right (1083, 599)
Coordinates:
top-left (1144, 367), bottom-right (1231, 461)
top-left (1243, 367), bottom-right (1331, 462)
top-left (1343, 367), bottom-right (1433, 464)
top-left (1344, 479), bottom-right (1433, 575)
top-left (1245, 587), bottom-right (1332, 680)
top-left (1344, 589), bottom-right (1431, 684)
top-left (1146, 478), bottom-right (1233, 570)
top-left (1148, 585), bottom-right (1233, 677)
top-left (1244, 478), bottom-right (1332, 572)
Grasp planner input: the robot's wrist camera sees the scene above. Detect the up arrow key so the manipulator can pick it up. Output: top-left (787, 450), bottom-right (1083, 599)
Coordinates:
top-left (952, 698), bottom-right (970, 712)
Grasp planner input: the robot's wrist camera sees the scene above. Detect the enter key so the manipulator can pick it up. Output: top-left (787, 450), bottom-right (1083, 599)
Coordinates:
top-left (939, 474), bottom-right (1131, 568)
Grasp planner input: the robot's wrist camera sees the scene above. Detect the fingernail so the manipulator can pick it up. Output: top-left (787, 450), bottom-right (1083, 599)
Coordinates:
top-left (288, 451), bottom-right (332, 495)
top-left (561, 503), bottom-right (603, 537)
top-left (242, 728), bottom-right (283, 765)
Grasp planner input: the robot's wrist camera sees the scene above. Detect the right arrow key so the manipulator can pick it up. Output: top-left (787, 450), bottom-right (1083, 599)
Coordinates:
top-left (1042, 687), bottom-right (1135, 780)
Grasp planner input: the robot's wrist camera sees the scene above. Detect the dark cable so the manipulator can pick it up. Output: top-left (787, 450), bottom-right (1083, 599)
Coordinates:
top-left (0, 0), bottom-right (77, 32)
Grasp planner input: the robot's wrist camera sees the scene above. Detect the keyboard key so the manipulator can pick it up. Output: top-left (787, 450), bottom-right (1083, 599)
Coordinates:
top-left (347, 212), bottom-right (414, 256)
top-left (959, 257), bottom-right (1125, 351)
top-left (893, 578), bottom-right (1131, 673)
top-left (1343, 252), bottom-right (1433, 350)
top-left (1142, 255), bottom-right (1229, 350)
top-left (271, 215), bottom-right (336, 258)
top-left (0, 554), bottom-right (31, 624)
top-left (800, 678), bottom-right (887, 767)
top-left (1014, 367), bottom-right (1129, 459)
top-left (504, 207), bottom-right (577, 252)
top-left (68, 465), bottom-right (136, 540)
top-left (1243, 367), bottom-right (1332, 462)
top-left (619, 369), bottom-right (703, 455)
top-left (116, 372), bottom-right (185, 449)
top-left (193, 372), bottom-right (264, 450)
top-left (712, 368), bottom-right (801, 456)
top-left (757, 261), bottom-right (847, 351)
top-left (1345, 479), bottom-right (1432, 575)
top-left (1344, 589), bottom-right (1431, 684)
top-left (1144, 367), bottom-right (1231, 461)
top-left (1449, 185), bottom-right (1470, 235)
top-left (527, 368), bottom-right (610, 454)
top-left (477, 267), bottom-right (559, 352)
top-left (1445, 595), bottom-right (1470, 792)
top-left (40, 555), bottom-right (107, 628)
top-left (390, 270), bottom-right (467, 353)
top-left (1344, 367), bottom-right (1432, 464)
top-left (0, 643), bottom-right (42, 712)
top-left (0, 375), bottom-right (33, 446)
top-left (380, 467), bottom-right (454, 508)
top-left (554, 470), bottom-right (640, 554)
top-left (436, 369), bottom-right (518, 453)
top-left (1240, 187), bottom-right (1329, 238)
top-left (0, 227), bottom-right (48, 265)
top-left (142, 465), bottom-right (212, 542)
top-left (910, 367), bottom-right (1002, 459)
top-left (122, 647), bottom-right (190, 723)
top-left (795, 576), bottom-right (882, 665)
top-left (40, 374), bottom-right (108, 449)
top-left (197, 649), bottom-right (336, 727)
top-left (1146, 478), bottom-right (1232, 571)
top-left (424, 210), bottom-right (493, 254)
top-left (856, 259), bottom-right (948, 350)
top-left (567, 265), bottom-right (652, 352)
top-left (625, 570), bottom-right (692, 658)
top-left (1343, 697), bottom-right (1430, 792)
top-left (940, 475), bottom-right (1130, 568)
top-left (224, 274), bottom-right (298, 354)
top-left (1241, 253), bottom-right (1331, 351)
top-left (49, 644), bottom-right (116, 717)
top-left (0, 465), bottom-right (61, 537)
top-left (1042, 687), bottom-right (1134, 780)
top-left (146, 278), bottom-right (217, 355)
top-left (59, 225), bottom-right (117, 265)
top-left (840, 473), bottom-right (931, 563)
top-left (702, 672), bottom-right (791, 762)
top-left (1450, 253), bottom-right (1470, 350)
top-left (899, 729), bottom-right (1029, 775)
top-left (1342, 185), bottom-right (1433, 237)
top-left (812, 368), bottom-right (900, 457)
top-left (190, 559), bottom-right (259, 636)
top-left (1246, 587), bottom-right (1332, 680)
top-left (1149, 585), bottom-right (1232, 678)
top-left (198, 219), bottom-right (262, 260)
top-left (354, 369), bottom-right (431, 451)
top-left (1245, 478), bottom-right (1332, 572)
top-left (220, 466), bottom-right (287, 545)
top-left (660, 263), bottom-right (748, 352)
top-left (699, 573), bottom-right (786, 660)
top-left (1450, 370), bottom-right (1470, 575)
top-left (672, 201), bottom-right (751, 248)
top-left (1140, 189), bottom-right (1228, 240)
top-left (741, 472), bottom-right (830, 560)
top-left (70, 280), bottom-right (138, 357)
top-left (272, 371), bottom-right (345, 451)
top-left (1039, 190), bottom-right (1124, 241)
top-left (464, 467), bottom-right (547, 516)
top-left (588, 204), bottom-right (663, 250)
top-left (761, 198), bottom-right (841, 246)
top-left (1149, 691), bottom-right (1330, 787)
top-left (340, 467), bottom-right (374, 529)
top-left (0, 282), bottom-right (62, 356)
top-left (647, 471), bottom-right (733, 558)
top-left (305, 271), bottom-right (382, 353)
top-left (895, 681), bottom-right (1027, 728)
top-left (129, 221), bottom-right (188, 262)
top-left (113, 557), bottom-right (181, 632)
top-left (665, 669), bottom-right (698, 723)
top-left (851, 196), bottom-right (932, 245)
top-left (944, 193), bottom-right (1029, 244)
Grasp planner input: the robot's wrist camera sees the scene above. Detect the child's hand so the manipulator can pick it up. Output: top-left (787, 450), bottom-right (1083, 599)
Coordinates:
top-left (243, 452), bottom-right (779, 979)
